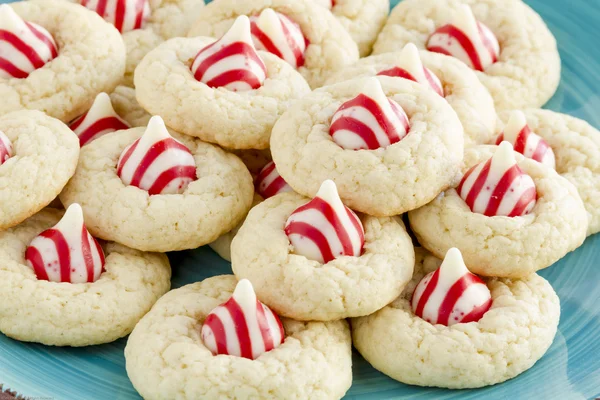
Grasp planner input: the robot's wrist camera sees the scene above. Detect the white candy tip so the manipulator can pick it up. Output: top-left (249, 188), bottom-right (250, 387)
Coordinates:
top-left (57, 203), bottom-right (85, 229)
top-left (226, 15), bottom-right (252, 42)
top-left (401, 43), bottom-right (420, 57)
top-left (439, 247), bottom-right (470, 279)
top-left (508, 110), bottom-right (527, 127)
top-left (0, 4), bottom-right (23, 25)
top-left (233, 279), bottom-right (257, 304)
top-left (443, 247), bottom-right (465, 267)
top-left (259, 8), bottom-right (278, 20)
top-left (89, 92), bottom-right (114, 112)
top-left (143, 116), bottom-right (171, 140)
top-left (316, 179), bottom-right (339, 198)
top-left (361, 77), bottom-right (387, 100)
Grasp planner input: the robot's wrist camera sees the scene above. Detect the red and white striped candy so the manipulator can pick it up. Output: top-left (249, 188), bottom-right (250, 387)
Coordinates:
top-left (285, 180), bottom-right (364, 264)
top-left (495, 110), bottom-right (556, 169)
top-left (411, 247), bottom-right (492, 326)
top-left (329, 78), bottom-right (410, 150)
top-left (0, 4), bottom-right (58, 79)
top-left (69, 92), bottom-right (130, 147)
top-left (250, 8), bottom-right (308, 69)
top-left (377, 43), bottom-right (444, 97)
top-left (25, 204), bottom-right (105, 284)
top-left (201, 279), bottom-right (285, 359)
top-left (0, 130), bottom-right (12, 165)
top-left (426, 5), bottom-right (499, 72)
top-left (80, 0), bottom-right (150, 33)
top-left (457, 141), bottom-right (537, 217)
top-left (117, 116), bottom-right (197, 195)
top-left (254, 161), bottom-right (293, 199)
top-left (191, 16), bottom-right (267, 92)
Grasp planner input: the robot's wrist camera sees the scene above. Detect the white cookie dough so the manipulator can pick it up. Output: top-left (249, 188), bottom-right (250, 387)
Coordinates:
top-left (326, 50), bottom-right (497, 146)
top-left (125, 275), bottom-right (353, 400)
top-left (373, 0), bottom-right (561, 110)
top-left (270, 76), bottom-right (464, 217)
top-left (187, 0), bottom-right (360, 88)
top-left (498, 109), bottom-right (600, 236)
top-left (59, 127), bottom-right (254, 252)
top-left (0, 208), bottom-right (171, 347)
top-left (231, 192), bottom-right (415, 321)
top-left (352, 248), bottom-right (560, 389)
top-left (408, 145), bottom-right (588, 278)
top-left (1, 0), bottom-right (126, 123)
top-left (135, 36), bottom-right (311, 149)
top-left (0, 111), bottom-right (79, 230)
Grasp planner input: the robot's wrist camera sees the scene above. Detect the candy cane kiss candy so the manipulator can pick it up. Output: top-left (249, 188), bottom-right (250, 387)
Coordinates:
top-left (427, 5), bottom-right (499, 72)
top-left (496, 110), bottom-right (556, 169)
top-left (0, 130), bottom-right (12, 165)
top-left (285, 180), bottom-right (364, 263)
top-left (25, 203), bottom-right (105, 284)
top-left (80, 0), bottom-right (151, 33)
top-left (254, 161), bottom-right (293, 199)
top-left (457, 141), bottom-right (537, 217)
top-left (329, 78), bottom-right (410, 150)
top-left (377, 43), bottom-right (444, 96)
top-left (191, 16), bottom-right (267, 92)
top-left (117, 116), bottom-right (197, 195)
top-left (0, 4), bottom-right (58, 79)
top-left (411, 247), bottom-right (492, 326)
top-left (201, 278), bottom-right (285, 359)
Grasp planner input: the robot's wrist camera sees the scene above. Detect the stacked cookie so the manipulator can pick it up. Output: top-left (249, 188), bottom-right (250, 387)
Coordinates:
top-left (0, 0), bottom-right (598, 398)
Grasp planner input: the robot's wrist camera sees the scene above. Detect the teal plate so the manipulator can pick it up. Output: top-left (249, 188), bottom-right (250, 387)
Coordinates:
top-left (2, 0), bottom-right (600, 399)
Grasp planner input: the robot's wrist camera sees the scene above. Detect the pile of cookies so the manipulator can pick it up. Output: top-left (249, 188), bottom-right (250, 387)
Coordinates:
top-left (0, 0), bottom-right (598, 398)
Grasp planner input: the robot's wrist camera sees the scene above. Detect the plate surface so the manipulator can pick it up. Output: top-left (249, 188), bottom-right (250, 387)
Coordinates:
top-left (1, 0), bottom-right (600, 399)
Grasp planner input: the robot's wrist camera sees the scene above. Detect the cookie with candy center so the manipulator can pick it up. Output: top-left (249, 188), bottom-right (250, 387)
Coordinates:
top-left (329, 78), bottom-right (410, 150)
top-left (117, 116), bottom-right (197, 195)
top-left (70, 92), bottom-right (130, 147)
top-left (377, 43), bottom-right (444, 97)
top-left (25, 204), bottom-right (105, 284)
top-left (411, 248), bottom-right (491, 326)
top-left (0, 4), bottom-right (58, 79)
top-left (496, 110), bottom-right (556, 169)
top-left (80, 0), bottom-right (150, 33)
top-left (250, 8), bottom-right (308, 70)
top-left (426, 5), bottom-right (499, 72)
top-left (191, 16), bottom-right (267, 92)
top-left (0, 130), bottom-right (13, 164)
top-left (285, 180), bottom-right (364, 264)
top-left (201, 279), bottom-right (284, 359)
top-left (457, 141), bottom-right (537, 217)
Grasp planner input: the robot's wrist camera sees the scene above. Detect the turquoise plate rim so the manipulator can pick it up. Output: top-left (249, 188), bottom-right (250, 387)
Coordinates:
top-left (1, 0), bottom-right (600, 399)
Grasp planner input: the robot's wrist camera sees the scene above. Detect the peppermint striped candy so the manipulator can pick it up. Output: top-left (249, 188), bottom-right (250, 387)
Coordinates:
top-left (0, 130), bottom-right (12, 165)
top-left (191, 16), bottom-right (267, 92)
top-left (117, 116), bottom-right (197, 195)
top-left (69, 92), bottom-right (130, 147)
top-left (25, 204), bottom-right (105, 284)
top-left (80, 0), bottom-right (150, 33)
top-left (411, 248), bottom-right (492, 326)
top-left (0, 5), bottom-right (58, 79)
top-left (201, 279), bottom-right (285, 359)
top-left (377, 43), bottom-right (444, 97)
top-left (250, 8), bottom-right (308, 69)
top-left (285, 180), bottom-right (364, 264)
top-left (457, 141), bottom-right (537, 217)
top-left (329, 78), bottom-right (410, 150)
top-left (496, 110), bottom-right (556, 169)
top-left (426, 5), bottom-right (499, 72)
top-left (254, 161), bottom-right (293, 199)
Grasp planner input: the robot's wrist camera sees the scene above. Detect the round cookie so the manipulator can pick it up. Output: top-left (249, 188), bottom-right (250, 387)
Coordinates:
top-left (351, 248), bottom-right (560, 389)
top-left (125, 275), bottom-right (353, 400)
top-left (270, 76), bottom-right (464, 217)
top-left (109, 85), bottom-right (152, 128)
top-left (0, 110), bottom-right (79, 230)
top-left (326, 50), bottom-right (497, 146)
top-left (1, 0), bottom-right (126, 123)
top-left (372, 0), bottom-right (561, 111)
top-left (59, 126), bottom-right (254, 252)
top-left (408, 145), bottom-right (588, 278)
top-left (231, 192), bottom-right (415, 321)
top-left (0, 208), bottom-right (171, 347)
top-left (187, 0), bottom-right (359, 88)
top-left (498, 109), bottom-right (600, 236)
top-left (314, 0), bottom-right (389, 57)
top-left (135, 36), bottom-right (311, 149)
